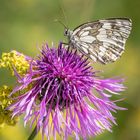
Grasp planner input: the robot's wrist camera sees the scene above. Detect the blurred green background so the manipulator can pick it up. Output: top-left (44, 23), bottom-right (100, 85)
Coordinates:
top-left (0, 0), bottom-right (140, 140)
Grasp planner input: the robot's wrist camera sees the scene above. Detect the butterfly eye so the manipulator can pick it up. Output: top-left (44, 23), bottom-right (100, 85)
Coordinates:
top-left (64, 29), bottom-right (68, 36)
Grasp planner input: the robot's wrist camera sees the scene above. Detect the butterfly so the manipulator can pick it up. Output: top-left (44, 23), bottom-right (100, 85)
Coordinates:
top-left (63, 18), bottom-right (132, 64)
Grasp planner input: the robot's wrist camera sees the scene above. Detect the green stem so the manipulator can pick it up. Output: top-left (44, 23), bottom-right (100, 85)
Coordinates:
top-left (27, 125), bottom-right (38, 140)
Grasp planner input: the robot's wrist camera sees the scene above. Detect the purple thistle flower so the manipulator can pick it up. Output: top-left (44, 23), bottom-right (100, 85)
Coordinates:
top-left (9, 43), bottom-right (126, 140)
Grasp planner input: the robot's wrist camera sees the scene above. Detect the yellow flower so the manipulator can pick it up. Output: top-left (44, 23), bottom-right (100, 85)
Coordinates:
top-left (0, 85), bottom-right (18, 127)
top-left (0, 50), bottom-right (29, 76)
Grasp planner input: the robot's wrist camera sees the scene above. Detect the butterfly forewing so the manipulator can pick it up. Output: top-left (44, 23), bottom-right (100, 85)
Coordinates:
top-left (70, 18), bottom-right (132, 64)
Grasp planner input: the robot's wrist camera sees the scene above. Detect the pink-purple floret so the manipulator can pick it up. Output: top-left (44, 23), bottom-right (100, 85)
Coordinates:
top-left (9, 43), bottom-right (126, 140)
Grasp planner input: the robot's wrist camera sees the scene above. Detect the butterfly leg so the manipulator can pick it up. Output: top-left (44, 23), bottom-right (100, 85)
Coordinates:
top-left (61, 42), bottom-right (68, 45)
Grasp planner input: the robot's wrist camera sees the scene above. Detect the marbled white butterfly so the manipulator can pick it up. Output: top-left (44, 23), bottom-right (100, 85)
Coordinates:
top-left (64, 18), bottom-right (132, 64)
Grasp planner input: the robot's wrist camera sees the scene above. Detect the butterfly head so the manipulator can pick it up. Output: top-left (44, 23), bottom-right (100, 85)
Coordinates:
top-left (54, 19), bottom-right (72, 38)
top-left (64, 28), bottom-right (72, 38)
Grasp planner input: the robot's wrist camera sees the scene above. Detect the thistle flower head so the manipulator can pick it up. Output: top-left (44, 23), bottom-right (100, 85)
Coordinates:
top-left (9, 43), bottom-right (125, 140)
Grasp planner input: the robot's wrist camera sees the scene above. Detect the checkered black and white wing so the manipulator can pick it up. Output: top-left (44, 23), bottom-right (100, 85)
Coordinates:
top-left (71, 18), bottom-right (132, 64)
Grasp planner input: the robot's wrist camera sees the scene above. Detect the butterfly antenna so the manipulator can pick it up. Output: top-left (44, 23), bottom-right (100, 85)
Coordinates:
top-left (57, 0), bottom-right (69, 28)
top-left (60, 4), bottom-right (68, 27)
top-left (54, 19), bottom-right (68, 29)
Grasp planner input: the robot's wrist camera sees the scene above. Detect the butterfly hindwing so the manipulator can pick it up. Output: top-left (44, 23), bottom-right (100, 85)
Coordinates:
top-left (70, 18), bottom-right (132, 64)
